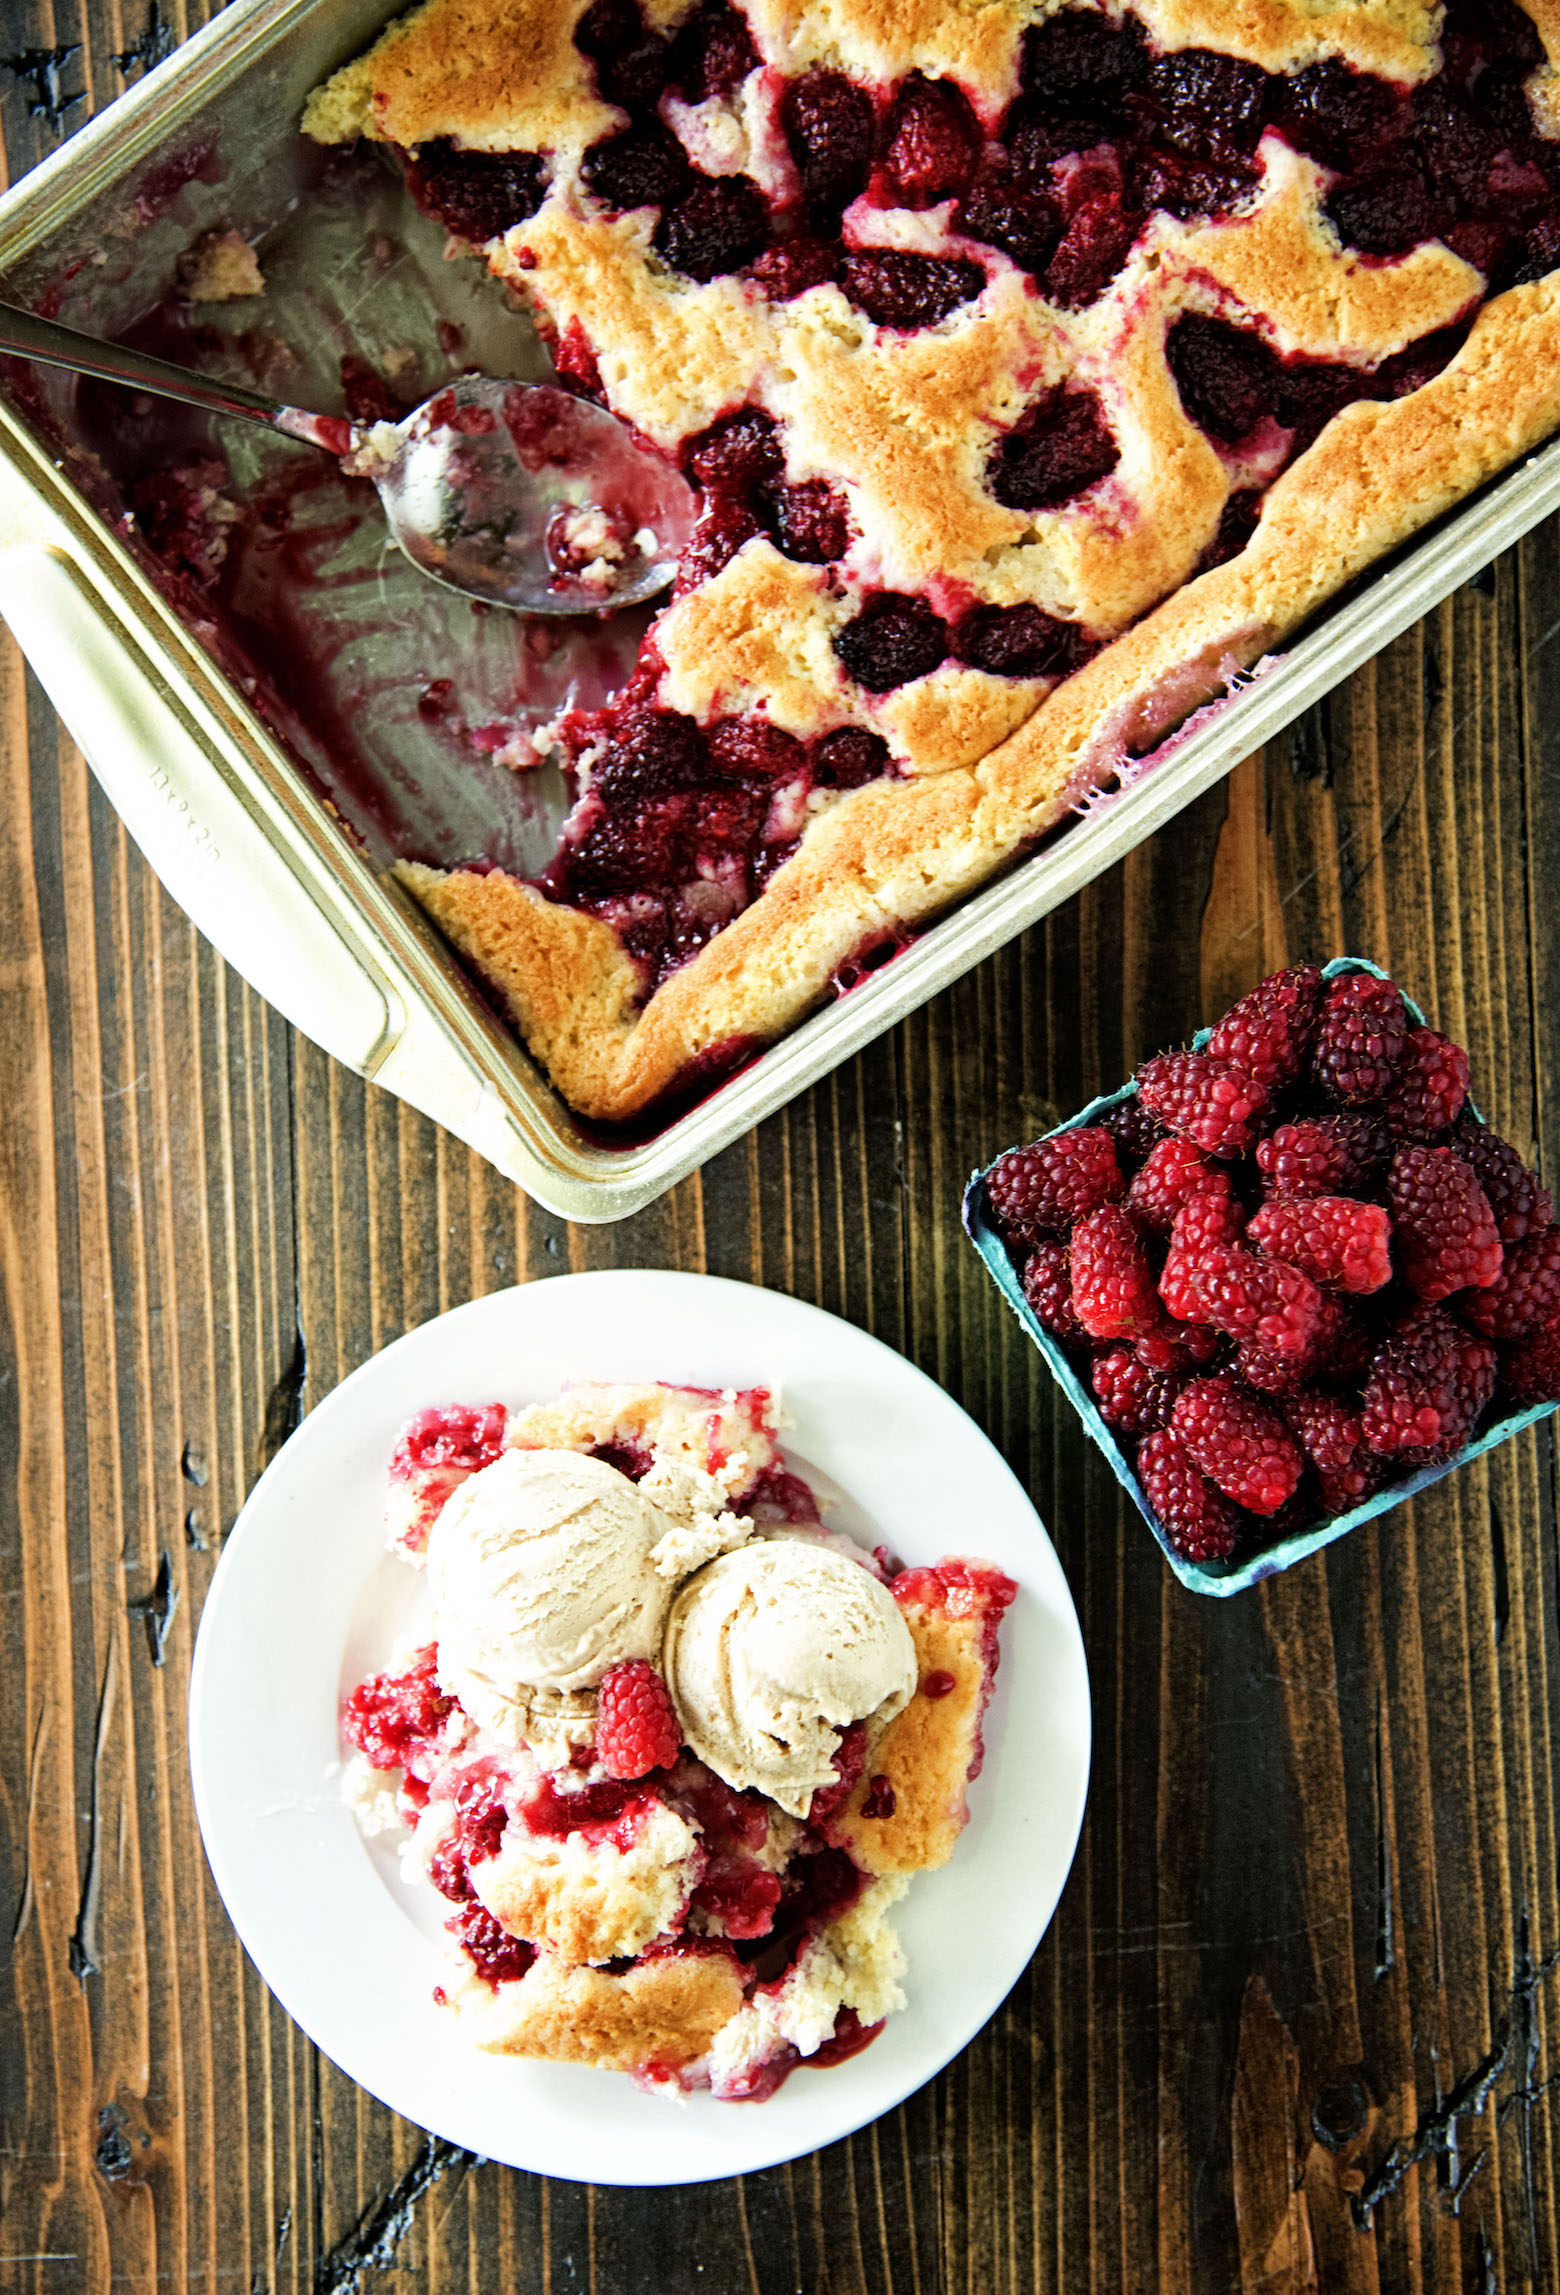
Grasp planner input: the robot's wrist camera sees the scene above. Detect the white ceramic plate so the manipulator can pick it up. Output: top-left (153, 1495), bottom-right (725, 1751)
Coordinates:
top-left (189, 1270), bottom-right (1091, 2186)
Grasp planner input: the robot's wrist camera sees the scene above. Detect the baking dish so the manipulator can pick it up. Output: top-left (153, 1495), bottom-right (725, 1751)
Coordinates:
top-left (3, 0), bottom-right (1560, 1221)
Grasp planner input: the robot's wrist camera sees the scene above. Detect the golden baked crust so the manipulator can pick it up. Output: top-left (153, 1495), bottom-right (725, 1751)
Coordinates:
top-left (833, 1600), bottom-right (989, 1875)
top-left (310, 1), bottom-right (1560, 1118)
top-left (459, 1945), bottom-right (747, 2065)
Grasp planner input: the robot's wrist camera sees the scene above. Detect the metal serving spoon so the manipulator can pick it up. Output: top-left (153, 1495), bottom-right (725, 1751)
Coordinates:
top-left (0, 300), bottom-right (697, 614)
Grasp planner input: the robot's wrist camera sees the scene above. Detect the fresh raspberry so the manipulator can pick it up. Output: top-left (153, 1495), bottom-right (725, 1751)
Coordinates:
top-left (1458, 1225), bottom-right (1560, 1341)
top-left (1126, 1136), bottom-right (1232, 1233)
top-left (952, 602), bottom-right (1082, 680)
top-left (833, 591), bottom-right (949, 691)
top-left (1090, 1344), bottom-right (1181, 1435)
top-left (1134, 1315), bottom-right (1222, 1371)
top-left (1136, 1050), bottom-right (1267, 1157)
top-left (1235, 1291), bottom-right (1364, 1396)
top-left (1501, 1314), bottom-right (1560, 1407)
top-left (1247, 1194), bottom-right (1393, 1294)
top-left (1311, 972), bottom-right (1411, 1103)
top-left (1135, 1428), bottom-right (1242, 1561)
top-left (839, 249), bottom-right (984, 327)
top-left (1285, 1391), bottom-right (1386, 1514)
top-left (1383, 1027), bottom-right (1470, 1139)
top-left (1361, 1305), bottom-right (1498, 1459)
top-left (1021, 1241), bottom-right (1082, 1339)
top-left (1204, 964), bottom-right (1324, 1089)
top-left (988, 387), bottom-right (1119, 511)
top-left (1450, 1116), bottom-right (1553, 1243)
top-left (1256, 1114), bottom-right (1390, 1198)
top-left (1387, 1145), bottom-right (1503, 1302)
top-left (984, 1126), bottom-right (1124, 1243)
top-left (1174, 1242), bottom-right (1323, 1362)
top-left (1069, 1205), bottom-right (1160, 1339)
top-left (1171, 1375), bottom-right (1305, 1515)
top-left (1103, 1096), bottom-right (1165, 1159)
top-left (1159, 1190), bottom-right (1246, 1320)
top-left (596, 1660), bottom-right (682, 1780)
top-left (881, 74), bottom-right (979, 207)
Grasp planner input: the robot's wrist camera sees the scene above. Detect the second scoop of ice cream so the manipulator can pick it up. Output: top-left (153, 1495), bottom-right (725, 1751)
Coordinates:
top-left (665, 1542), bottom-right (917, 1817)
top-left (428, 1448), bottom-right (681, 1734)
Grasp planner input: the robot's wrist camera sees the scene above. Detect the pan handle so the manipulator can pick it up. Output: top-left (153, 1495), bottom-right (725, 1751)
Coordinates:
top-left (0, 543), bottom-right (401, 1073)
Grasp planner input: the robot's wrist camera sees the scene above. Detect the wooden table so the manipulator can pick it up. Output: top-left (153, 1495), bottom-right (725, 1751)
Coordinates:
top-left (4, 13), bottom-right (1560, 2291)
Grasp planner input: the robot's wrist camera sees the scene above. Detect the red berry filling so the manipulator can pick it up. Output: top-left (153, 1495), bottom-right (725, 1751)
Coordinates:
top-left (343, 1645), bottom-right (453, 1772)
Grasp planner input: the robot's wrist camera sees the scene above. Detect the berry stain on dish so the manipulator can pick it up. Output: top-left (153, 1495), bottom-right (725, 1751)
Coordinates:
top-left (67, 0), bottom-right (1560, 1126)
top-left (968, 957), bottom-right (1560, 1591)
top-left (344, 1378), bottom-right (1015, 2096)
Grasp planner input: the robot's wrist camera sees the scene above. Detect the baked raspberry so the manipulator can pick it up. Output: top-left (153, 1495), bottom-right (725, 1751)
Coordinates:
top-left (1159, 1189), bottom-right (1246, 1321)
top-left (1069, 1205), bottom-right (1160, 1339)
top-left (1383, 1027), bottom-right (1470, 1139)
top-left (1311, 973), bottom-right (1411, 1103)
top-left (1286, 1391), bottom-right (1385, 1515)
top-left (1126, 1136), bottom-right (1232, 1233)
top-left (581, 124), bottom-right (691, 212)
top-left (1204, 964), bottom-right (1324, 1089)
top-left (749, 237), bottom-right (840, 299)
top-left (1246, 1194), bottom-right (1393, 1294)
top-left (1458, 1225), bottom-right (1560, 1341)
top-left (1044, 191), bottom-right (1144, 307)
top-left (1020, 10), bottom-right (1148, 111)
top-left (1136, 1050), bottom-right (1267, 1158)
top-left (1327, 165), bottom-right (1443, 256)
top-left (1276, 58), bottom-right (1398, 170)
top-left (685, 409), bottom-right (783, 492)
top-left (592, 707), bottom-right (707, 800)
top-left (839, 250), bottom-right (984, 327)
top-left (1450, 1116), bottom-right (1553, 1242)
top-left (811, 726), bottom-right (892, 787)
top-left (1135, 1428), bottom-right (1241, 1562)
top-left (1501, 1314), bottom-right (1560, 1407)
top-left (1022, 1240), bottom-right (1082, 1339)
top-left (952, 603), bottom-right (1082, 680)
top-left (675, 499), bottom-right (760, 588)
top-left (881, 75), bottom-right (980, 208)
top-left (1145, 48), bottom-right (1269, 158)
top-left (655, 176), bottom-right (768, 280)
top-left (406, 142), bottom-right (548, 240)
top-left (1166, 314), bottom-right (1280, 443)
top-left (391, 1402), bottom-right (508, 1478)
top-left (669, 0), bottom-right (757, 100)
top-left (1256, 1114), bottom-right (1391, 1198)
top-left (768, 479), bottom-right (853, 563)
top-left (342, 1646), bottom-right (453, 1772)
top-left (1175, 1241), bottom-right (1323, 1362)
top-left (833, 592), bottom-right (949, 691)
top-left (1091, 1345), bottom-right (1180, 1435)
top-left (1361, 1304), bottom-right (1498, 1458)
top-left (1130, 145), bottom-right (1260, 222)
top-left (955, 175), bottom-right (1063, 273)
top-left (984, 1125), bottom-right (1124, 1241)
top-left (573, 0), bottom-right (668, 111)
top-left (707, 718), bottom-right (805, 779)
top-left (988, 387), bottom-right (1119, 512)
top-left (781, 70), bottom-right (875, 216)
top-left (1171, 1375), bottom-right (1304, 1515)
top-left (451, 1901), bottom-right (537, 1988)
top-left (596, 1659), bottom-right (682, 1779)
top-left (1387, 1144), bottom-right (1503, 1301)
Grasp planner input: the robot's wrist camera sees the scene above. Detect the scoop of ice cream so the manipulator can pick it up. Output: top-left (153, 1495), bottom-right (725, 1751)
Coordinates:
top-left (664, 1542), bottom-right (917, 1816)
top-left (427, 1449), bottom-right (696, 1738)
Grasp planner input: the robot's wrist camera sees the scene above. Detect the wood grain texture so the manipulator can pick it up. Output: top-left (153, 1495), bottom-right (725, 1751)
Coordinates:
top-left (3, 19), bottom-right (1560, 2292)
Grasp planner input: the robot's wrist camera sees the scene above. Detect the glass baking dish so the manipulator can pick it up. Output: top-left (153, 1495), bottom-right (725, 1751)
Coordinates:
top-left (2, 0), bottom-right (1559, 1222)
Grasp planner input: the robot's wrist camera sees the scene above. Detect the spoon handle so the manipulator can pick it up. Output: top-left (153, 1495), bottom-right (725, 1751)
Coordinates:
top-left (0, 297), bottom-right (341, 444)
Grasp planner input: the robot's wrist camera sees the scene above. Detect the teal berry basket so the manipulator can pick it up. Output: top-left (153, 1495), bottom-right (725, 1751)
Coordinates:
top-left (963, 956), bottom-right (1560, 1595)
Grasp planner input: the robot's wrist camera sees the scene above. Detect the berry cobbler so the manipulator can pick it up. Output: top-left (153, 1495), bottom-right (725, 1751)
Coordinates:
top-left (342, 1379), bottom-right (1015, 2095)
top-left (304, 0), bottom-right (1560, 1119)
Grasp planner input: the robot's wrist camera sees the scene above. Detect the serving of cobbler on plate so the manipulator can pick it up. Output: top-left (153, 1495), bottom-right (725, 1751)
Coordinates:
top-left (300, 0), bottom-right (1560, 1120)
top-left (342, 1377), bottom-right (1015, 2097)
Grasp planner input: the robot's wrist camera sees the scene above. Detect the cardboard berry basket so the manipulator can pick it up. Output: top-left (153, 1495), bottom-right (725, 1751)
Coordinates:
top-left (963, 957), bottom-right (1560, 1596)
